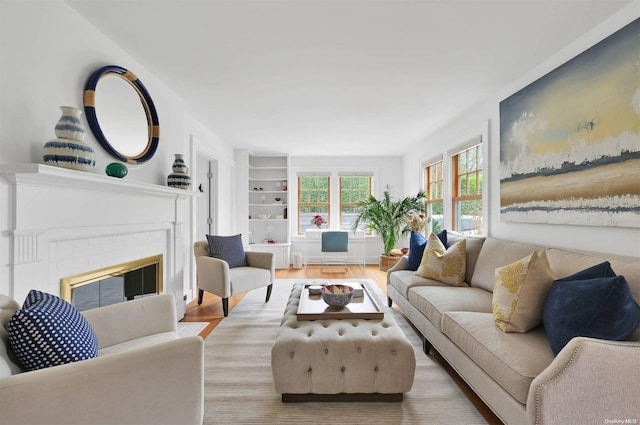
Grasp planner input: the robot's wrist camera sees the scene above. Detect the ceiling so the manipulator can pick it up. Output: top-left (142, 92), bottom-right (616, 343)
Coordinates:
top-left (66, 0), bottom-right (632, 157)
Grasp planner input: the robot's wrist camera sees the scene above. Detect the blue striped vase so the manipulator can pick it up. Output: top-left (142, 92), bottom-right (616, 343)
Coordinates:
top-left (167, 154), bottom-right (192, 190)
top-left (43, 106), bottom-right (96, 172)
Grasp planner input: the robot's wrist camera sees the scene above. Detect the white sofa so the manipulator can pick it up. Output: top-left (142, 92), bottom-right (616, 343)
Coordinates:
top-left (0, 293), bottom-right (204, 425)
top-left (387, 232), bottom-right (640, 425)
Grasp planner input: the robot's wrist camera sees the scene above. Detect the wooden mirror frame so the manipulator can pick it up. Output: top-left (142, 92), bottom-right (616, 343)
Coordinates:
top-left (83, 65), bottom-right (159, 164)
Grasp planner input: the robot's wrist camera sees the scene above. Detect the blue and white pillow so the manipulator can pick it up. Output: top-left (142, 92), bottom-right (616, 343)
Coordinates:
top-left (8, 290), bottom-right (98, 371)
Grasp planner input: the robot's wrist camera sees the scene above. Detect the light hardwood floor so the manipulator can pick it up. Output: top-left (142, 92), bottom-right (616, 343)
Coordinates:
top-left (181, 264), bottom-right (389, 338)
top-left (182, 264), bottom-right (500, 424)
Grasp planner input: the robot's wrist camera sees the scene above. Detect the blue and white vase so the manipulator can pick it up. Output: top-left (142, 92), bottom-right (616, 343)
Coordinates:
top-left (167, 154), bottom-right (192, 189)
top-left (43, 106), bottom-right (96, 171)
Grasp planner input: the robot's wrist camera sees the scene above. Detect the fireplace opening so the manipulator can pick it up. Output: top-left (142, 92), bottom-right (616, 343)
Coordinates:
top-left (61, 254), bottom-right (163, 312)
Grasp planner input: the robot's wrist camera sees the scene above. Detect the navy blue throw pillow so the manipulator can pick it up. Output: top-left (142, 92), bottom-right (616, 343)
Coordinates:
top-left (206, 234), bottom-right (248, 268)
top-left (406, 231), bottom-right (427, 271)
top-left (8, 290), bottom-right (99, 371)
top-left (437, 229), bottom-right (447, 248)
top-left (555, 261), bottom-right (616, 282)
top-left (543, 274), bottom-right (640, 355)
top-left (406, 230), bottom-right (447, 271)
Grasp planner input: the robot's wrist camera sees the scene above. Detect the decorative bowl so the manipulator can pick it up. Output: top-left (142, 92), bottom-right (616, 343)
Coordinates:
top-left (321, 284), bottom-right (354, 308)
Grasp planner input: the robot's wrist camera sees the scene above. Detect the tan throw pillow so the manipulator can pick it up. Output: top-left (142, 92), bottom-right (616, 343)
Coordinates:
top-left (492, 250), bottom-right (556, 333)
top-left (415, 233), bottom-right (467, 287)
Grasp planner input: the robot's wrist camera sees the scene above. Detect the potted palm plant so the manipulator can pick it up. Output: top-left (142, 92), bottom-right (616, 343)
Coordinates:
top-left (351, 187), bottom-right (426, 270)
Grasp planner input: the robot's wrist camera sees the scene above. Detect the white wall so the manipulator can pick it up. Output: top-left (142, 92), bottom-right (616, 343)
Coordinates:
top-left (403, 2), bottom-right (640, 259)
top-left (0, 1), bottom-right (235, 303)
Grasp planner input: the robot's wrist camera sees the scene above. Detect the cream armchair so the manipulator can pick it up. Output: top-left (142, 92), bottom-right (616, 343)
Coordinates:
top-left (0, 293), bottom-right (204, 425)
top-left (194, 240), bottom-right (275, 317)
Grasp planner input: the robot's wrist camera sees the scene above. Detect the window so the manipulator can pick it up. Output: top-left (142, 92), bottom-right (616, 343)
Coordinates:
top-left (453, 142), bottom-right (483, 235)
top-left (298, 176), bottom-right (329, 234)
top-left (425, 160), bottom-right (444, 234)
top-left (340, 176), bottom-right (372, 231)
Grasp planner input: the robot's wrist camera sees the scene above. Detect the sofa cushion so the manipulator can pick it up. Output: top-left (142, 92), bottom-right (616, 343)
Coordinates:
top-left (408, 286), bottom-right (492, 330)
top-left (470, 238), bottom-right (546, 292)
top-left (492, 250), bottom-right (556, 333)
top-left (7, 290), bottom-right (99, 371)
top-left (388, 270), bottom-right (449, 298)
top-left (229, 266), bottom-right (272, 294)
top-left (543, 272), bottom-right (640, 355)
top-left (406, 230), bottom-right (448, 271)
top-left (416, 233), bottom-right (467, 286)
top-left (441, 311), bottom-right (554, 404)
top-left (446, 231), bottom-right (485, 283)
top-left (206, 234), bottom-right (248, 268)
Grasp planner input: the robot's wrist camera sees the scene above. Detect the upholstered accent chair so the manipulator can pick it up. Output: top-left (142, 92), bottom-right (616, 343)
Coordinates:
top-left (0, 293), bottom-right (204, 425)
top-left (193, 240), bottom-right (275, 317)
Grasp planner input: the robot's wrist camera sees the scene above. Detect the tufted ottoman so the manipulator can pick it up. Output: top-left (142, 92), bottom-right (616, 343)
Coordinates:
top-left (271, 283), bottom-right (415, 402)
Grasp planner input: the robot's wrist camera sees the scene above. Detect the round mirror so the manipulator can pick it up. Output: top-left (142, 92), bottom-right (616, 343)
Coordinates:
top-left (84, 65), bottom-right (159, 164)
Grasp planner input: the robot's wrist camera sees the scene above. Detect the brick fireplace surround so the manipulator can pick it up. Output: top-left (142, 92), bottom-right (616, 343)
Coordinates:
top-left (0, 164), bottom-right (196, 318)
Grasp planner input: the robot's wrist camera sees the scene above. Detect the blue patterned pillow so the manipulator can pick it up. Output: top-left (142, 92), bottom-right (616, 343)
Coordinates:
top-left (543, 264), bottom-right (640, 355)
top-left (406, 230), bottom-right (447, 271)
top-left (8, 290), bottom-right (98, 371)
top-left (206, 234), bottom-right (248, 268)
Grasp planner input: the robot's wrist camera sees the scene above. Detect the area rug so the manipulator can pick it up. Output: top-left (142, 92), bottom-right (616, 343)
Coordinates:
top-left (203, 279), bottom-right (487, 424)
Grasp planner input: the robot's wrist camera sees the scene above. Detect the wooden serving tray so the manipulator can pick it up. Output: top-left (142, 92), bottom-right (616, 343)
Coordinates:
top-left (296, 281), bottom-right (384, 321)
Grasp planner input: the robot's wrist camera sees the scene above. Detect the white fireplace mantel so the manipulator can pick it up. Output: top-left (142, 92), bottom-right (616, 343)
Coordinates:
top-left (1, 163), bottom-right (197, 318)
top-left (0, 163), bottom-right (198, 200)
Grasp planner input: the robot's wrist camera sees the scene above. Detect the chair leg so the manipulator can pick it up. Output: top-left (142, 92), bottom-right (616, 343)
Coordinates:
top-left (198, 289), bottom-right (204, 305)
top-left (222, 298), bottom-right (229, 317)
top-left (265, 284), bottom-right (273, 302)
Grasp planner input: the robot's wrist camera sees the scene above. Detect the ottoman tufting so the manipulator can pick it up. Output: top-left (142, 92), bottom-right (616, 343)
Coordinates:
top-left (271, 283), bottom-right (415, 402)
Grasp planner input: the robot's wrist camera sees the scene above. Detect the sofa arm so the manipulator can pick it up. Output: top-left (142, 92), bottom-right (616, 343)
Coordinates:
top-left (0, 335), bottom-right (204, 425)
top-left (246, 251), bottom-right (275, 281)
top-left (527, 337), bottom-right (640, 425)
top-left (82, 293), bottom-right (177, 350)
top-left (386, 256), bottom-right (409, 285)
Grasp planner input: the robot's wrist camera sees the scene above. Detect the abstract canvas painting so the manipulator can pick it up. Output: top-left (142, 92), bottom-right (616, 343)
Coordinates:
top-left (499, 18), bottom-right (640, 228)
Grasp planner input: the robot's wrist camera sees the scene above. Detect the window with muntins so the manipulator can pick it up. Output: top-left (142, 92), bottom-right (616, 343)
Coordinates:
top-left (340, 176), bottom-right (372, 231)
top-left (298, 176), bottom-right (330, 234)
top-left (425, 160), bottom-right (444, 234)
top-left (453, 142), bottom-right (483, 235)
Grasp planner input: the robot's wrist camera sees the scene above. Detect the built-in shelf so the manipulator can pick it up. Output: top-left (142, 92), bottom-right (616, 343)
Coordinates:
top-left (247, 153), bottom-right (290, 268)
